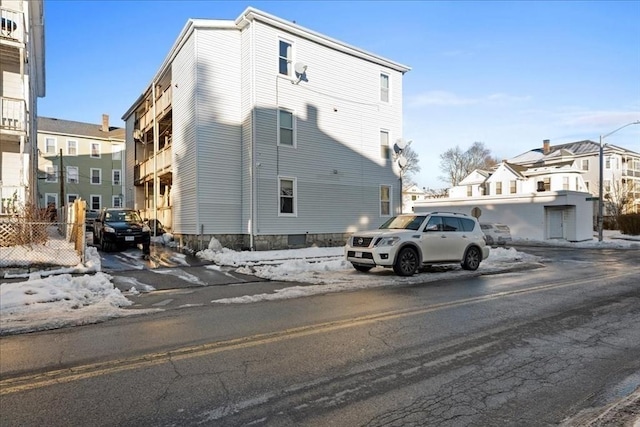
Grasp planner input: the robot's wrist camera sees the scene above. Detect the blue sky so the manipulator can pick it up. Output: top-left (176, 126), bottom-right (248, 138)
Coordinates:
top-left (39, 0), bottom-right (640, 189)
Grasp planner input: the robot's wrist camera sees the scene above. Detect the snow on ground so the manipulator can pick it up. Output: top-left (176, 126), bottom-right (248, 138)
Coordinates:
top-left (1, 230), bottom-right (638, 335)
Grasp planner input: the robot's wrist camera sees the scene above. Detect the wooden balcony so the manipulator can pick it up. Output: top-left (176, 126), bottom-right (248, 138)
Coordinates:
top-left (134, 145), bottom-right (172, 185)
top-left (0, 7), bottom-right (25, 46)
top-left (138, 86), bottom-right (172, 132)
top-left (0, 97), bottom-right (26, 133)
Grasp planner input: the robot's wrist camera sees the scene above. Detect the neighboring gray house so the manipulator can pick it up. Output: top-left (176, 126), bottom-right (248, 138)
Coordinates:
top-left (122, 7), bottom-right (410, 251)
top-left (37, 115), bottom-right (125, 211)
top-left (0, 0), bottom-right (45, 215)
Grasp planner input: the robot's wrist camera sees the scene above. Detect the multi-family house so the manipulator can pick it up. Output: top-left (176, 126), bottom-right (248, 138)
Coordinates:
top-left (37, 115), bottom-right (126, 212)
top-left (122, 7), bottom-right (410, 251)
top-left (0, 0), bottom-right (45, 216)
top-left (509, 139), bottom-right (640, 214)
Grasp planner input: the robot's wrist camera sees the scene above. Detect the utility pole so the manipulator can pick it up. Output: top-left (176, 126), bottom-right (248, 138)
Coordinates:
top-left (59, 148), bottom-right (64, 210)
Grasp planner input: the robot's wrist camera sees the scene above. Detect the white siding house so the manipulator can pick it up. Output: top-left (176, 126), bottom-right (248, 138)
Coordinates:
top-left (0, 0), bottom-right (45, 215)
top-left (122, 8), bottom-right (410, 251)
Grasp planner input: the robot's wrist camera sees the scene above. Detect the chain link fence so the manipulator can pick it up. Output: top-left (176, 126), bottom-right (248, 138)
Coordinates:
top-left (0, 200), bottom-right (87, 271)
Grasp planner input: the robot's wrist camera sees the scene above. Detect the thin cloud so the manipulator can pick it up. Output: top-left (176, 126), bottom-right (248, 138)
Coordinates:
top-left (408, 91), bottom-right (530, 108)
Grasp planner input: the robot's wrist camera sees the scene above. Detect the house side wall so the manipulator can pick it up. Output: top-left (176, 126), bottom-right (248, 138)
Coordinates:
top-left (240, 26), bottom-right (253, 235)
top-left (249, 20), bottom-right (403, 235)
top-left (192, 29), bottom-right (243, 235)
top-left (171, 33), bottom-right (198, 234)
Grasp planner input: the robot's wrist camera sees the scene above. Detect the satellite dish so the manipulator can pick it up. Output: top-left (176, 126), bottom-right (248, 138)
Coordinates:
top-left (133, 129), bottom-right (143, 141)
top-left (294, 62), bottom-right (307, 75)
top-left (398, 156), bottom-right (408, 169)
top-left (395, 138), bottom-right (407, 150)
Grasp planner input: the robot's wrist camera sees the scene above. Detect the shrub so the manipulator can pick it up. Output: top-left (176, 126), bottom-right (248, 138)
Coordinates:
top-left (618, 214), bottom-right (640, 236)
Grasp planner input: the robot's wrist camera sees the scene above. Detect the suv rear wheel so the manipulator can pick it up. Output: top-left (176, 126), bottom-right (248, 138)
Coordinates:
top-left (393, 247), bottom-right (419, 276)
top-left (461, 246), bottom-right (481, 270)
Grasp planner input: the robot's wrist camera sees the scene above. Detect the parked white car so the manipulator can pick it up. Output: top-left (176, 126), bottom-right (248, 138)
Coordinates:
top-left (480, 223), bottom-right (513, 246)
top-left (345, 212), bottom-right (490, 276)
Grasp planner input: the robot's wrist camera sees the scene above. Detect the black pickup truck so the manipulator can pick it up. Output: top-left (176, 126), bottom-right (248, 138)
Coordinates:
top-left (92, 208), bottom-right (150, 257)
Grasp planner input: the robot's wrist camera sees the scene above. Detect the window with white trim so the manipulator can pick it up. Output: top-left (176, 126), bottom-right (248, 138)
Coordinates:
top-left (46, 165), bottom-right (58, 183)
top-left (45, 193), bottom-right (58, 208)
top-left (380, 185), bottom-right (391, 216)
top-left (563, 176), bottom-right (569, 190)
top-left (112, 195), bottom-right (123, 208)
top-left (90, 195), bottom-right (101, 210)
top-left (581, 159), bottom-right (589, 171)
top-left (380, 73), bottom-right (389, 102)
top-left (279, 177), bottom-right (296, 215)
top-left (510, 180), bottom-right (517, 194)
top-left (495, 182), bottom-right (502, 195)
top-left (278, 109), bottom-right (295, 147)
top-left (45, 137), bottom-right (56, 155)
top-left (67, 166), bottom-right (79, 183)
top-left (91, 143), bottom-right (101, 158)
top-left (112, 169), bottom-right (121, 186)
top-left (67, 140), bottom-right (78, 156)
top-left (67, 194), bottom-right (78, 204)
top-left (90, 168), bottom-right (102, 185)
top-left (380, 130), bottom-right (390, 160)
top-left (278, 39), bottom-right (292, 76)
top-left (112, 144), bottom-right (122, 161)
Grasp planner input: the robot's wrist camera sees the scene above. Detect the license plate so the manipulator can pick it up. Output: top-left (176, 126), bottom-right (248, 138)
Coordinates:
top-left (355, 252), bottom-right (363, 258)
top-left (125, 236), bottom-right (134, 242)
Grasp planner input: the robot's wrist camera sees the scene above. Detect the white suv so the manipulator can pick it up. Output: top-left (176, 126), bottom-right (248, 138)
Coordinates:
top-left (344, 212), bottom-right (490, 276)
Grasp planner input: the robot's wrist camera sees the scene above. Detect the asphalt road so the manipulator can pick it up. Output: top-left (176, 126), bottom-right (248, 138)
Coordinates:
top-left (1, 246), bottom-right (639, 426)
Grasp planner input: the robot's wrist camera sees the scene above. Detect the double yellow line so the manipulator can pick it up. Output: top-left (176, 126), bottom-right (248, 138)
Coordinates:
top-left (1, 270), bottom-right (635, 396)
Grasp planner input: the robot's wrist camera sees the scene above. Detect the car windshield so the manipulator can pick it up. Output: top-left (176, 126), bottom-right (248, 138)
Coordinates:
top-left (379, 215), bottom-right (426, 231)
top-left (105, 210), bottom-right (142, 222)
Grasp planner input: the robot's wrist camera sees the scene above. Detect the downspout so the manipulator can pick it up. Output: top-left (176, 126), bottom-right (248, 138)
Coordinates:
top-left (247, 17), bottom-right (257, 251)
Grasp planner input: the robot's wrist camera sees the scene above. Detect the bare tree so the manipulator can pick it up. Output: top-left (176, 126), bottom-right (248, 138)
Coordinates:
top-left (439, 142), bottom-right (498, 186)
top-left (604, 175), bottom-right (635, 221)
top-left (396, 142), bottom-right (421, 187)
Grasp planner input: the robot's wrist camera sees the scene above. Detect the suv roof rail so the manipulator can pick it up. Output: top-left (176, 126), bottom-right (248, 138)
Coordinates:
top-left (430, 211), bottom-right (469, 217)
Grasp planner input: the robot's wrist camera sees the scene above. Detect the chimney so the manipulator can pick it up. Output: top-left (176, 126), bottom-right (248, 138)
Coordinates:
top-left (101, 114), bottom-right (109, 132)
top-left (543, 139), bottom-right (550, 154)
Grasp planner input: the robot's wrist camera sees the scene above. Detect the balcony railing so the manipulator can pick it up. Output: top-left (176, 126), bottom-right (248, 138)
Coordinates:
top-left (1, 7), bottom-right (24, 44)
top-left (0, 97), bottom-right (26, 132)
top-left (138, 86), bottom-right (172, 131)
top-left (134, 145), bottom-right (172, 185)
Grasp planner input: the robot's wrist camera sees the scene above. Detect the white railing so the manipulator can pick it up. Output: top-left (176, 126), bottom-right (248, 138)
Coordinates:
top-left (138, 86), bottom-right (172, 131)
top-left (0, 7), bottom-right (24, 43)
top-left (0, 97), bottom-right (26, 132)
top-left (136, 146), bottom-right (172, 182)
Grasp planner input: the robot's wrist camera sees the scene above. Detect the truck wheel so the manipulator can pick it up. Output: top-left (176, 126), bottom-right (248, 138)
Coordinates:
top-left (393, 247), bottom-right (418, 276)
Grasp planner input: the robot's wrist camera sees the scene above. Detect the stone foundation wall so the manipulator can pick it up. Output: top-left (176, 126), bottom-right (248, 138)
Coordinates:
top-left (174, 232), bottom-right (350, 253)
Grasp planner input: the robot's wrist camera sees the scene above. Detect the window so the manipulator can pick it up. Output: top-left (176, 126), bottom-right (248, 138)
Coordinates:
top-left (605, 156), bottom-right (611, 169)
top-left (604, 180), bottom-right (611, 192)
top-left (496, 182), bottom-right (502, 195)
top-left (90, 168), bottom-right (102, 185)
top-left (563, 176), bottom-right (569, 190)
top-left (45, 138), bottom-right (56, 155)
top-left (67, 194), bottom-right (78, 204)
top-left (67, 166), bottom-right (79, 183)
top-left (443, 217), bottom-right (461, 231)
top-left (584, 181), bottom-right (590, 191)
top-left (380, 185), bottom-right (391, 216)
top-left (45, 193), bottom-right (58, 208)
top-left (380, 73), bottom-right (389, 102)
top-left (510, 180), bottom-right (517, 194)
top-left (91, 143), bottom-right (101, 158)
top-left (112, 195), bottom-right (123, 208)
top-left (543, 177), bottom-right (551, 191)
top-left (380, 130), bottom-right (390, 160)
top-left (67, 140), bottom-right (78, 156)
top-left (581, 159), bottom-right (589, 171)
top-left (278, 109), bottom-right (295, 146)
top-left (90, 195), bottom-right (101, 210)
top-left (46, 165), bottom-right (58, 183)
top-left (112, 144), bottom-right (122, 161)
top-left (467, 185), bottom-right (472, 197)
top-left (112, 170), bottom-right (121, 186)
top-left (279, 177), bottom-right (296, 215)
top-left (278, 40), bottom-right (292, 76)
